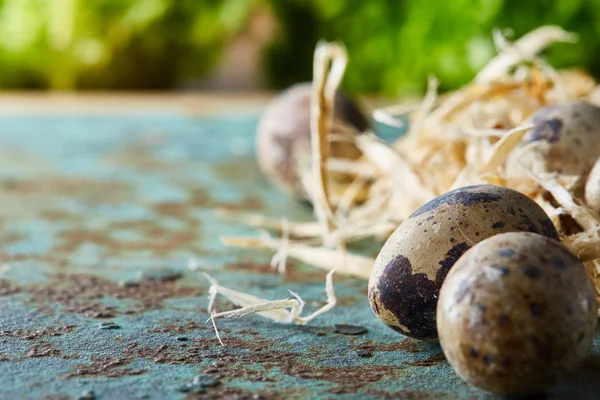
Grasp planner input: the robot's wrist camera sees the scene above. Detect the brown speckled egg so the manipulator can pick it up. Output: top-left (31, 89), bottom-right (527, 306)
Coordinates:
top-left (256, 82), bottom-right (369, 199)
top-left (437, 232), bottom-right (597, 396)
top-left (584, 158), bottom-right (600, 214)
top-left (518, 101), bottom-right (600, 175)
top-left (368, 184), bottom-right (558, 341)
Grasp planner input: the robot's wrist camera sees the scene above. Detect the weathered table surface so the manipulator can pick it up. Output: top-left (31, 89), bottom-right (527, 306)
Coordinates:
top-left (0, 95), bottom-right (598, 400)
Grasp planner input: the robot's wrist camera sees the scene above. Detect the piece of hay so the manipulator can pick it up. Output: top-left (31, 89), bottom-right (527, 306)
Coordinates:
top-left (475, 26), bottom-right (577, 84)
top-left (204, 270), bottom-right (337, 345)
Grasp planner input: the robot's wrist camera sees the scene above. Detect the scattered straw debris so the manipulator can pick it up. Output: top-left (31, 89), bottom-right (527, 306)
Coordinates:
top-left (221, 236), bottom-right (373, 279)
top-left (204, 270), bottom-right (336, 345)
top-left (222, 25), bottom-right (600, 313)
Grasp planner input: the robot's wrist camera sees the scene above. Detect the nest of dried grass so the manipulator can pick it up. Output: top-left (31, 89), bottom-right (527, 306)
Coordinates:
top-left (221, 26), bottom-right (600, 314)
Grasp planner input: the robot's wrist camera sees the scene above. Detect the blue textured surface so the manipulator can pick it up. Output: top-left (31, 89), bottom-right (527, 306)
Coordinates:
top-left (0, 114), bottom-right (598, 400)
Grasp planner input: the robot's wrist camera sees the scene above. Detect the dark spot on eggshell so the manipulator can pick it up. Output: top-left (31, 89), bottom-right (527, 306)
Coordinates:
top-left (522, 265), bottom-right (542, 279)
top-left (539, 219), bottom-right (559, 240)
top-left (409, 185), bottom-right (502, 218)
top-left (530, 302), bottom-right (543, 317)
top-left (497, 248), bottom-right (515, 258)
top-left (470, 348), bottom-right (479, 358)
top-left (506, 205), bottom-right (515, 215)
top-left (490, 264), bottom-right (510, 276)
top-left (566, 306), bottom-right (574, 315)
top-left (529, 118), bottom-right (563, 143)
top-left (436, 242), bottom-right (470, 286)
top-left (374, 242), bottom-right (470, 340)
top-left (518, 214), bottom-right (539, 234)
top-left (491, 221), bottom-right (504, 229)
top-left (500, 357), bottom-right (512, 368)
top-left (551, 257), bottom-right (567, 270)
top-left (477, 304), bottom-right (487, 313)
top-left (532, 105), bottom-right (561, 124)
top-left (376, 255), bottom-right (439, 340)
top-left (449, 237), bottom-right (456, 243)
top-left (498, 314), bottom-right (511, 326)
top-left (483, 355), bottom-right (493, 366)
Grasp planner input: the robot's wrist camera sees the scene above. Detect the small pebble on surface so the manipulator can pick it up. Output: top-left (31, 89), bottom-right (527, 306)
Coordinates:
top-left (332, 324), bottom-right (368, 335)
top-left (77, 390), bottom-right (96, 400)
top-left (177, 375), bottom-right (220, 393)
top-left (98, 322), bottom-right (120, 330)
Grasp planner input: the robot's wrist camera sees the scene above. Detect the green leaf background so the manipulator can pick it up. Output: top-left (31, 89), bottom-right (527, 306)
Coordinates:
top-left (0, 0), bottom-right (598, 94)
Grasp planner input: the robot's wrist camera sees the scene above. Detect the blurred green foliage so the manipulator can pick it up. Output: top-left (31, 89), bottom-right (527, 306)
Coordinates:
top-left (0, 0), bottom-right (257, 89)
top-left (264, 0), bottom-right (600, 95)
top-left (0, 0), bottom-right (599, 93)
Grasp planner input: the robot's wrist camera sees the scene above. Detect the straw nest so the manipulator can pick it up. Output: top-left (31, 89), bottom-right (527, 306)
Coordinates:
top-left (221, 26), bottom-right (600, 315)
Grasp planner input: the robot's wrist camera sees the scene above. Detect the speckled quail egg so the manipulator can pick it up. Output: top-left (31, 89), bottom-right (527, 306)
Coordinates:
top-left (368, 184), bottom-right (558, 341)
top-left (256, 82), bottom-right (369, 199)
top-left (584, 158), bottom-right (600, 214)
top-left (437, 232), bottom-right (597, 396)
top-left (516, 101), bottom-right (600, 176)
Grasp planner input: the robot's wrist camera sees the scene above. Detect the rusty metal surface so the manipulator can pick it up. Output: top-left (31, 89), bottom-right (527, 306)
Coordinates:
top-left (0, 114), bottom-right (598, 400)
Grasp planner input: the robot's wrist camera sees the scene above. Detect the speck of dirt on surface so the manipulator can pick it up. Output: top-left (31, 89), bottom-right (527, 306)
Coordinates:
top-left (277, 355), bottom-right (401, 391)
top-left (366, 389), bottom-right (430, 399)
top-left (26, 341), bottom-right (77, 359)
top-left (356, 350), bottom-right (373, 358)
top-left (54, 227), bottom-right (201, 257)
top-left (352, 338), bottom-right (431, 354)
top-left (225, 262), bottom-right (277, 275)
top-left (147, 320), bottom-right (219, 335)
top-left (185, 387), bottom-right (280, 400)
top-left (406, 352), bottom-right (446, 367)
top-left (0, 279), bottom-right (19, 296)
top-left (0, 177), bottom-right (134, 204)
top-left (27, 273), bottom-right (198, 317)
top-left (0, 325), bottom-right (77, 340)
top-left (63, 357), bottom-right (147, 379)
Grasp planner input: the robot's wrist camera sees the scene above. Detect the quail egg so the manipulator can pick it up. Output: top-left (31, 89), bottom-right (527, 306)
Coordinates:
top-left (256, 82), bottom-right (369, 199)
top-left (437, 232), bottom-right (597, 396)
top-left (368, 184), bottom-right (558, 340)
